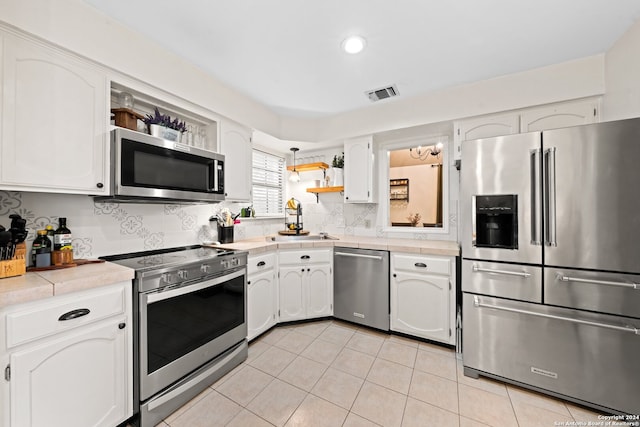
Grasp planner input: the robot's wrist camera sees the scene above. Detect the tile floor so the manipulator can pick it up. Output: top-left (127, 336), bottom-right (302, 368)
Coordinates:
top-left (154, 320), bottom-right (605, 427)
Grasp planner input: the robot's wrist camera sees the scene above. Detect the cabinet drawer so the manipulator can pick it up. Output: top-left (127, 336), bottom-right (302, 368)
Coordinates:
top-left (248, 252), bottom-right (276, 275)
top-left (279, 249), bottom-right (332, 265)
top-left (392, 253), bottom-right (450, 275)
top-left (6, 284), bottom-right (126, 349)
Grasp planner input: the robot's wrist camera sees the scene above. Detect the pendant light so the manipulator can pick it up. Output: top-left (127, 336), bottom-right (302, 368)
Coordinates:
top-left (289, 147), bottom-right (300, 182)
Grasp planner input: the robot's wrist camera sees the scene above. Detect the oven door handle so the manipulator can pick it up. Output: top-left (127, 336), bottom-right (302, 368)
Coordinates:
top-left (146, 269), bottom-right (245, 304)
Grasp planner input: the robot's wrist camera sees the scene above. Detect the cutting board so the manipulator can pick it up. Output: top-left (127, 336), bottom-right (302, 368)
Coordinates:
top-left (26, 259), bottom-right (105, 272)
top-left (278, 230), bottom-right (310, 235)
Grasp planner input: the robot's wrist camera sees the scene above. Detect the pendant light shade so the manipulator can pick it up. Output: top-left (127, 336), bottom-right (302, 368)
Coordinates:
top-left (289, 147), bottom-right (300, 182)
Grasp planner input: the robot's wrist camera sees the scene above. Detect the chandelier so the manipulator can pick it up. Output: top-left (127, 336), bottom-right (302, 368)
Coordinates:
top-left (409, 142), bottom-right (444, 160)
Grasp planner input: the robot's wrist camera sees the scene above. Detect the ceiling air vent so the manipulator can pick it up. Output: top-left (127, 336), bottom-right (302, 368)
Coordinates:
top-left (365, 85), bottom-right (399, 102)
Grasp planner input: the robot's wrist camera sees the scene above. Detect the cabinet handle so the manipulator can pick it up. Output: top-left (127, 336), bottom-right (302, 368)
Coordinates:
top-left (300, 255), bottom-right (310, 260)
top-left (257, 261), bottom-right (266, 267)
top-left (414, 262), bottom-right (427, 268)
top-left (301, 268), bottom-right (304, 272)
top-left (307, 268), bottom-right (310, 272)
top-left (247, 281), bottom-right (251, 285)
top-left (96, 182), bottom-right (104, 189)
top-left (393, 273), bottom-right (397, 278)
top-left (58, 308), bottom-right (90, 321)
top-left (118, 323), bottom-right (126, 329)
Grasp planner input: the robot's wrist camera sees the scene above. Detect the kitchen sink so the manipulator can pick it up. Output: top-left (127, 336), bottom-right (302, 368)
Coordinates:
top-left (266, 233), bottom-right (339, 242)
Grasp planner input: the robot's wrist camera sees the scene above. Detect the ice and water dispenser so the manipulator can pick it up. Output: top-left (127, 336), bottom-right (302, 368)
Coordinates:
top-left (474, 195), bottom-right (518, 249)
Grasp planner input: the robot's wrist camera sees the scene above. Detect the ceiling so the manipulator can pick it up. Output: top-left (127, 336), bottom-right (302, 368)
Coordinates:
top-left (85, 1), bottom-right (640, 120)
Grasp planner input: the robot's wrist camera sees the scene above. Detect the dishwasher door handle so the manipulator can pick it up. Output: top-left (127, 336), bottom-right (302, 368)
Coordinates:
top-left (335, 251), bottom-right (383, 261)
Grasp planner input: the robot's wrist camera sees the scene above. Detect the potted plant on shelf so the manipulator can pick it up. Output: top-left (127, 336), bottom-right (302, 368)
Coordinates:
top-left (330, 152), bottom-right (344, 186)
top-left (144, 107), bottom-right (187, 142)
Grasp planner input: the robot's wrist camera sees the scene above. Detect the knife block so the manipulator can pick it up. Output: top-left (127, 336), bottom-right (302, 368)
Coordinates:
top-left (0, 242), bottom-right (26, 279)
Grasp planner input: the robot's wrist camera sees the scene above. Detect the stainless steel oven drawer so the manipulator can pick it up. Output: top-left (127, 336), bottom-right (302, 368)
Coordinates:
top-left (544, 267), bottom-right (640, 318)
top-left (462, 259), bottom-right (542, 302)
top-left (462, 293), bottom-right (640, 415)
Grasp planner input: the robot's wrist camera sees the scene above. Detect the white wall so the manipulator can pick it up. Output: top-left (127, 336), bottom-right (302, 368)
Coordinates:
top-left (281, 55), bottom-right (606, 142)
top-left (603, 18), bottom-right (640, 120)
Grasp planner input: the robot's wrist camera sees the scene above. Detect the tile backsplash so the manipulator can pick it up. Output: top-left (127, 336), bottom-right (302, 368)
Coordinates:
top-left (1, 181), bottom-right (457, 265)
top-left (0, 191), bottom-right (281, 262)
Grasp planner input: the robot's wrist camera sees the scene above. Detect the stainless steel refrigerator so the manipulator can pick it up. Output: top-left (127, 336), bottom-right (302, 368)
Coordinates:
top-left (460, 118), bottom-right (640, 415)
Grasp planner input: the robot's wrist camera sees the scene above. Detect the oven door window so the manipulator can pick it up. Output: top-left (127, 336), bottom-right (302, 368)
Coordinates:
top-left (145, 274), bottom-right (245, 374)
top-left (121, 138), bottom-right (215, 192)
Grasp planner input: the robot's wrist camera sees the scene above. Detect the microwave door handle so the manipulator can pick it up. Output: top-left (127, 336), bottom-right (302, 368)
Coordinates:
top-left (544, 147), bottom-right (557, 247)
top-left (214, 160), bottom-right (219, 191)
top-left (530, 149), bottom-right (542, 245)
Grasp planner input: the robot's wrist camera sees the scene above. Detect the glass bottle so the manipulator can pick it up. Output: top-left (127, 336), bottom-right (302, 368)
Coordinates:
top-left (53, 218), bottom-right (73, 265)
top-left (54, 218), bottom-right (72, 251)
top-left (32, 230), bottom-right (52, 267)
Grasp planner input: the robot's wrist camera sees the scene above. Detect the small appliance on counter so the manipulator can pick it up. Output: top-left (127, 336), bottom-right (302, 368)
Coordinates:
top-left (281, 198), bottom-right (308, 235)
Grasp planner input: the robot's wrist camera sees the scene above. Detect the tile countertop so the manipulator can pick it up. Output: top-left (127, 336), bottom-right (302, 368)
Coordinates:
top-left (0, 262), bottom-right (135, 309)
top-left (218, 235), bottom-right (460, 257)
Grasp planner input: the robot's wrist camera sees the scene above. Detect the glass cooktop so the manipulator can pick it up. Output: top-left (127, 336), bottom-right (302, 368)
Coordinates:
top-left (100, 245), bottom-right (234, 272)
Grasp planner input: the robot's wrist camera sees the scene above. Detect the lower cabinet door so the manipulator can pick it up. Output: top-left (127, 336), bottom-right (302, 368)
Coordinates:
top-left (306, 265), bottom-right (332, 318)
top-left (278, 266), bottom-right (305, 322)
top-left (248, 269), bottom-right (276, 340)
top-left (10, 319), bottom-right (128, 427)
top-left (391, 272), bottom-right (450, 343)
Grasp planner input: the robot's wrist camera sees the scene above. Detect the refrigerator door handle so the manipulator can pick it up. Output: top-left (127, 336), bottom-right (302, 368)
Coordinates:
top-left (559, 275), bottom-right (639, 290)
top-left (473, 296), bottom-right (640, 335)
top-left (530, 149), bottom-right (542, 245)
top-left (472, 265), bottom-right (531, 278)
top-left (544, 147), bottom-right (558, 247)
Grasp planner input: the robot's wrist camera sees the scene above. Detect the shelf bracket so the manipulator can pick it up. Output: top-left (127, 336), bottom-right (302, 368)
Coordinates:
top-left (314, 192), bottom-right (319, 203)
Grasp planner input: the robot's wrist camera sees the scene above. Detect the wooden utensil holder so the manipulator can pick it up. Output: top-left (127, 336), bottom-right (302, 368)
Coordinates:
top-left (0, 242), bottom-right (26, 279)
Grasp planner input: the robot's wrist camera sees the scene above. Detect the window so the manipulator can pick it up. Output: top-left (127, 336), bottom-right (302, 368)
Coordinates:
top-left (252, 149), bottom-right (285, 215)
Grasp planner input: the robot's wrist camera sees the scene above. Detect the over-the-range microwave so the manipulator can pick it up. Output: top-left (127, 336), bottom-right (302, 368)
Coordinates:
top-left (98, 127), bottom-right (225, 204)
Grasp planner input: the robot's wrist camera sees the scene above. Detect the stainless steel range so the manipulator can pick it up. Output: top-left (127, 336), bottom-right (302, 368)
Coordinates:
top-left (102, 245), bottom-right (248, 427)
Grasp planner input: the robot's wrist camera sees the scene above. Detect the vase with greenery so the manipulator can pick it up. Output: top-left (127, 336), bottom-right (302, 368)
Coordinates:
top-left (330, 152), bottom-right (344, 186)
top-left (332, 152), bottom-right (344, 168)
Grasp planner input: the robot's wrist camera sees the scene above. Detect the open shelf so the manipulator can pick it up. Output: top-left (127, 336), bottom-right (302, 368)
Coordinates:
top-left (306, 186), bottom-right (344, 194)
top-left (286, 162), bottom-right (329, 173)
top-left (306, 185), bottom-right (344, 202)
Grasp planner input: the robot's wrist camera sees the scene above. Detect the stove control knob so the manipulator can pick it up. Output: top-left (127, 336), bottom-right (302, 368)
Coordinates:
top-left (160, 273), bottom-right (170, 284)
top-left (178, 269), bottom-right (188, 280)
top-left (200, 264), bottom-right (211, 274)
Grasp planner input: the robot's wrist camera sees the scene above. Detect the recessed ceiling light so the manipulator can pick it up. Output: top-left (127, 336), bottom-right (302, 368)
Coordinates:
top-left (342, 36), bottom-right (366, 54)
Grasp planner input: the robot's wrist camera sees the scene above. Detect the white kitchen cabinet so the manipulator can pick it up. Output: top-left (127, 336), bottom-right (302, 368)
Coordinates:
top-left (519, 98), bottom-right (600, 132)
top-left (0, 32), bottom-right (109, 195)
top-left (247, 253), bottom-right (277, 341)
top-left (219, 118), bottom-right (252, 202)
top-left (453, 113), bottom-right (520, 160)
top-left (278, 249), bottom-right (333, 322)
top-left (0, 281), bottom-right (132, 427)
top-left (390, 253), bottom-right (456, 345)
top-left (453, 98), bottom-right (601, 160)
top-left (344, 135), bottom-right (376, 203)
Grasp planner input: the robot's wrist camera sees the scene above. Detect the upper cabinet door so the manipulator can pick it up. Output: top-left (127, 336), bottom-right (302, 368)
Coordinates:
top-left (344, 135), bottom-right (376, 203)
top-left (1, 33), bottom-right (108, 194)
top-left (453, 113), bottom-right (520, 160)
top-left (519, 99), bottom-right (600, 133)
top-left (219, 119), bottom-right (252, 202)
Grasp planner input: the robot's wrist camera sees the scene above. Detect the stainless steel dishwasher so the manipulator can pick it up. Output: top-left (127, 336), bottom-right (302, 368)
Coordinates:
top-left (333, 247), bottom-right (390, 331)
